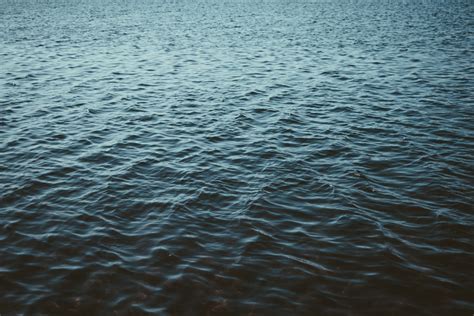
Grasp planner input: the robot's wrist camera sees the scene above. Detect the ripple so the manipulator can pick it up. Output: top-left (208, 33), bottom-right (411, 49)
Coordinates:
top-left (1, 0), bottom-right (474, 314)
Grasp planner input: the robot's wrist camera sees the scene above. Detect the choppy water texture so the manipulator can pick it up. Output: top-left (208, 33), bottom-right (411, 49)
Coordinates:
top-left (1, 0), bottom-right (474, 314)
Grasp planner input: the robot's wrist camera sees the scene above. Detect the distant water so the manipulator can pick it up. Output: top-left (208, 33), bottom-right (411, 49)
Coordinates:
top-left (1, 0), bottom-right (473, 314)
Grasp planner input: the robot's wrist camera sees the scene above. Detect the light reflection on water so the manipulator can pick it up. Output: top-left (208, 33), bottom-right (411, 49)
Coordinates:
top-left (1, 0), bottom-right (473, 314)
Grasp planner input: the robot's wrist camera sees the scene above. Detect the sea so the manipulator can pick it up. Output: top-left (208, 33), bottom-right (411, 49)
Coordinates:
top-left (1, 0), bottom-right (473, 314)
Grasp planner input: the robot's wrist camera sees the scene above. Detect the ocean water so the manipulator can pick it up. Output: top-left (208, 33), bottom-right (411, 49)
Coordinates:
top-left (1, 0), bottom-right (473, 314)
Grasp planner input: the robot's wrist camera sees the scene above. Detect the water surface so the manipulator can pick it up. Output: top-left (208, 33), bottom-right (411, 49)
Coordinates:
top-left (1, 0), bottom-right (473, 314)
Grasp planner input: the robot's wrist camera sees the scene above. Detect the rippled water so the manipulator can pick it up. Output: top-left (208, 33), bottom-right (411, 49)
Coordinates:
top-left (1, 0), bottom-right (473, 314)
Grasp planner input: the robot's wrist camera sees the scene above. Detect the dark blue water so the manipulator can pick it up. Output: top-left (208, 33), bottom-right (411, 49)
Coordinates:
top-left (1, 0), bottom-right (473, 314)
